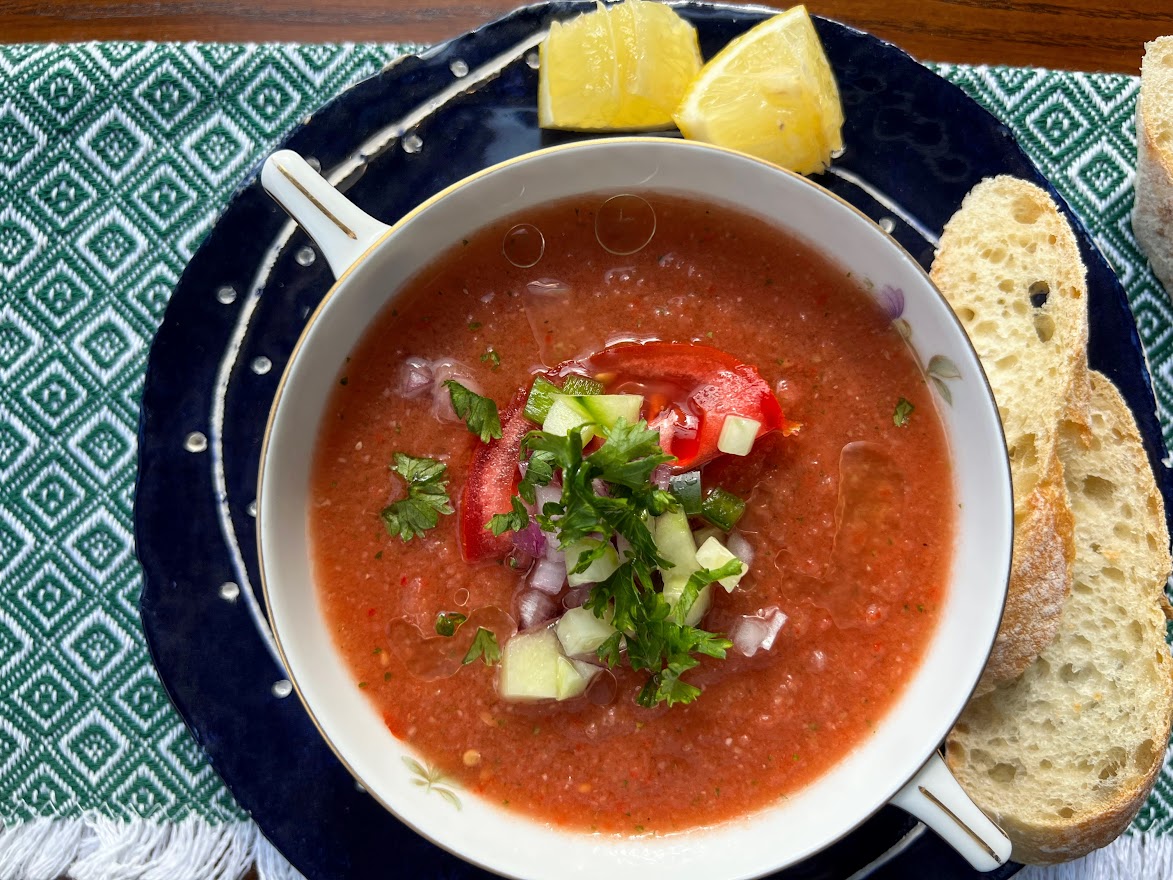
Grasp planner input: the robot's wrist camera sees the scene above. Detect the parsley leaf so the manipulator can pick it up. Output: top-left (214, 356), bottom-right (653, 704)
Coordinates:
top-left (674, 559), bottom-right (744, 625)
top-left (480, 348), bottom-right (501, 370)
top-left (434, 611), bottom-right (468, 637)
top-left (380, 453), bottom-right (454, 541)
top-left (489, 496), bottom-right (530, 536)
top-left (893, 397), bottom-right (914, 427)
top-left (462, 627), bottom-right (501, 666)
top-left (446, 380), bottom-right (503, 443)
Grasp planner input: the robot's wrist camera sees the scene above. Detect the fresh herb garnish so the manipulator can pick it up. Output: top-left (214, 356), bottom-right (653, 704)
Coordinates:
top-left (480, 348), bottom-right (501, 370)
top-left (893, 397), bottom-right (914, 427)
top-left (463, 627), bottom-right (501, 666)
top-left (434, 611), bottom-right (468, 637)
top-left (380, 453), bottom-right (454, 541)
top-left (468, 321), bottom-right (482, 330)
top-left (499, 416), bottom-right (729, 707)
top-left (446, 380), bottom-right (503, 443)
top-left (488, 496), bottom-right (530, 536)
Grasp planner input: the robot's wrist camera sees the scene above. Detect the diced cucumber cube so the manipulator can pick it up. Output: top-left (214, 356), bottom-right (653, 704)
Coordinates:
top-left (565, 538), bottom-right (620, 587)
top-left (542, 396), bottom-right (595, 439)
top-left (524, 375), bottom-right (561, 423)
top-left (717, 414), bottom-right (761, 456)
top-left (653, 507), bottom-right (699, 576)
top-left (701, 487), bottom-right (746, 531)
top-left (692, 525), bottom-right (725, 547)
top-left (652, 507), bottom-right (709, 624)
top-left (556, 606), bottom-right (617, 656)
top-left (498, 628), bottom-right (562, 700)
top-left (695, 536), bottom-right (748, 592)
top-left (555, 655), bottom-right (600, 699)
top-left (668, 470), bottom-right (703, 515)
top-left (576, 393), bottom-right (643, 427)
top-left (562, 374), bottom-right (605, 396)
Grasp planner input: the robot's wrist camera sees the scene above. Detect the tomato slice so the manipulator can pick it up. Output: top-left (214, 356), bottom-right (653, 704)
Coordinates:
top-left (458, 390), bottom-right (530, 562)
top-left (583, 342), bottom-right (783, 470)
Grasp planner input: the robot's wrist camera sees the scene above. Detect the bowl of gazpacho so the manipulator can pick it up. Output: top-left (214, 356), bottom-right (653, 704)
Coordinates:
top-left (257, 137), bottom-right (1014, 878)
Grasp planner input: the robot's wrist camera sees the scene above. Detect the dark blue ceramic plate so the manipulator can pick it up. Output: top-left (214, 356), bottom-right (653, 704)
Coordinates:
top-left (135, 3), bottom-right (1171, 879)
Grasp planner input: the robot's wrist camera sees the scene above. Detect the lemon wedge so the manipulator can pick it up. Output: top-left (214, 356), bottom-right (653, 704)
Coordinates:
top-left (538, 0), bottom-right (703, 131)
top-left (673, 6), bottom-right (844, 174)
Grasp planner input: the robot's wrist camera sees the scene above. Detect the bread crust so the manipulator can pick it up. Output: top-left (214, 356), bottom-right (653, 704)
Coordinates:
top-left (1133, 37), bottom-right (1173, 294)
top-left (946, 373), bottom-right (1173, 865)
top-left (931, 175), bottom-right (1089, 689)
top-left (974, 453), bottom-right (1075, 695)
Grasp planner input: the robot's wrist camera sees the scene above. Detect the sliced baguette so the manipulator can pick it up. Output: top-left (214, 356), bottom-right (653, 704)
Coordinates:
top-left (931, 175), bottom-right (1090, 692)
top-left (1133, 36), bottom-right (1173, 295)
top-left (945, 372), bottom-right (1173, 865)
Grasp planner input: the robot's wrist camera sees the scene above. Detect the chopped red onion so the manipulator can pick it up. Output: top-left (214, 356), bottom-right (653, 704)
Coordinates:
top-left (529, 557), bottom-right (567, 595)
top-left (563, 586), bottom-right (591, 610)
top-left (398, 357), bottom-right (434, 398)
top-left (534, 483), bottom-right (561, 513)
top-left (512, 522), bottom-right (546, 557)
top-left (726, 531), bottom-right (755, 569)
top-left (650, 464), bottom-right (671, 491)
top-left (517, 590), bottom-right (559, 630)
top-left (730, 607), bottom-right (787, 658)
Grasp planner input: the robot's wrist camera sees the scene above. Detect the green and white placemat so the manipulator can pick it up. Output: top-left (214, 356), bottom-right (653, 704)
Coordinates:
top-left (0, 40), bottom-right (1169, 880)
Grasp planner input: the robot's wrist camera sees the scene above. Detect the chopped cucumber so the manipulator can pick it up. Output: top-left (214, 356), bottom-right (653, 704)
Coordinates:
top-left (556, 605), bottom-right (618, 656)
top-left (541, 393), bottom-right (643, 437)
top-left (498, 627), bottom-right (599, 701)
top-left (556, 655), bottom-right (601, 699)
top-left (695, 536), bottom-right (748, 592)
top-left (524, 375), bottom-right (561, 423)
top-left (652, 507), bottom-right (709, 626)
top-left (562, 374), bottom-right (605, 396)
top-left (542, 396), bottom-right (596, 439)
top-left (702, 487), bottom-right (746, 531)
top-left (498, 628), bottom-right (562, 700)
top-left (564, 538), bottom-right (620, 587)
top-left (692, 525), bottom-right (725, 547)
top-left (717, 414), bottom-right (761, 456)
top-left (668, 470), bottom-right (703, 515)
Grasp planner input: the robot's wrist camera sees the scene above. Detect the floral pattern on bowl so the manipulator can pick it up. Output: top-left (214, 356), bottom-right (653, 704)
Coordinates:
top-left (879, 284), bottom-right (963, 405)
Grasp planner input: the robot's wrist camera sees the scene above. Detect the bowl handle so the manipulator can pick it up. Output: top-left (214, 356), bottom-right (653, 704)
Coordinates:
top-left (891, 751), bottom-right (1012, 872)
top-left (260, 149), bottom-right (390, 279)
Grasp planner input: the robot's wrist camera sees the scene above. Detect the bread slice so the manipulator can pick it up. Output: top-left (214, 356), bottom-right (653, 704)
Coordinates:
top-left (931, 175), bottom-right (1090, 692)
top-left (945, 372), bottom-right (1173, 865)
top-left (1133, 36), bottom-right (1173, 294)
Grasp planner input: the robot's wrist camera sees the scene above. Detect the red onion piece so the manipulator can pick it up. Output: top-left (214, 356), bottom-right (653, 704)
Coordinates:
top-left (513, 522), bottom-right (547, 557)
top-left (726, 531), bottom-right (755, 569)
top-left (650, 464), bottom-right (671, 491)
top-left (517, 590), bottom-right (560, 630)
top-left (398, 357), bottom-right (434, 398)
top-left (562, 586), bottom-right (591, 609)
top-left (529, 557), bottom-right (567, 595)
top-left (730, 607), bottom-right (787, 657)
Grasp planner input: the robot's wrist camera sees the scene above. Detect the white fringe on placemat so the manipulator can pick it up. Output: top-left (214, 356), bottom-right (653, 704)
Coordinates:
top-left (1018, 834), bottom-right (1173, 880)
top-left (0, 818), bottom-right (305, 880)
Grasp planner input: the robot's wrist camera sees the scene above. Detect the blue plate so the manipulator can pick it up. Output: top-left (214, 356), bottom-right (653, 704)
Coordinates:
top-left (135, 4), bottom-right (1171, 879)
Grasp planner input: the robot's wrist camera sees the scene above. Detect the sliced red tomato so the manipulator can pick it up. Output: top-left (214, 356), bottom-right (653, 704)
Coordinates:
top-left (458, 390), bottom-right (530, 562)
top-left (583, 342), bottom-right (784, 470)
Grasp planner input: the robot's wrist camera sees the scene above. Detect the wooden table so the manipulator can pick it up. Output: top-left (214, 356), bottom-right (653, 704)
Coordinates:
top-left (0, 0), bottom-right (1166, 74)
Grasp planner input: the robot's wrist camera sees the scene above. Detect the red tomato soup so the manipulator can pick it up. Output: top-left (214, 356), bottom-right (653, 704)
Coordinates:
top-left (309, 192), bottom-right (953, 834)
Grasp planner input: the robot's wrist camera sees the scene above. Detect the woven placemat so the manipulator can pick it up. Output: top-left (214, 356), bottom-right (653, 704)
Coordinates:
top-left (0, 39), bottom-right (1168, 880)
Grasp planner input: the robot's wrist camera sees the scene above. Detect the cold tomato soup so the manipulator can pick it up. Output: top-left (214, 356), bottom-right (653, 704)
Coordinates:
top-left (309, 192), bottom-right (953, 834)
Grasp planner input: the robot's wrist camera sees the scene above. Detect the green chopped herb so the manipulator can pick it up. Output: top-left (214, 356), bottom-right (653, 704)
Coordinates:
top-left (445, 380), bottom-right (502, 443)
top-left (434, 611), bottom-right (468, 637)
top-left (463, 627), bottom-right (501, 666)
top-left (480, 348), bottom-right (501, 370)
top-left (701, 486), bottom-right (746, 531)
top-left (488, 496), bottom-right (530, 536)
top-left (468, 321), bottom-right (482, 330)
top-left (380, 453), bottom-right (454, 541)
top-left (893, 397), bottom-right (914, 427)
